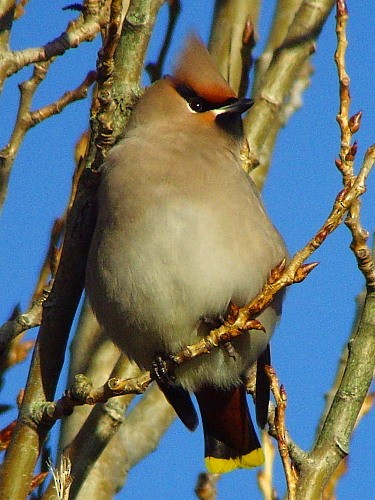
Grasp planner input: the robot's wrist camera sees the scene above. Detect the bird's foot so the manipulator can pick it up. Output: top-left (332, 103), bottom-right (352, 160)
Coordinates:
top-left (151, 353), bottom-right (176, 386)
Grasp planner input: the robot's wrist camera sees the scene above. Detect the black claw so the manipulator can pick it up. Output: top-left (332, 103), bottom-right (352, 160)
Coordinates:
top-left (151, 353), bottom-right (176, 385)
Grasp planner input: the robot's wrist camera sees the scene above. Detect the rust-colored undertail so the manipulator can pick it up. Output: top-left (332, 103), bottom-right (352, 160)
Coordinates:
top-left (195, 384), bottom-right (264, 474)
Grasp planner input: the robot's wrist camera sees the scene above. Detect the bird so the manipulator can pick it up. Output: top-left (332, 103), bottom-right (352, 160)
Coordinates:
top-left (86, 35), bottom-right (287, 474)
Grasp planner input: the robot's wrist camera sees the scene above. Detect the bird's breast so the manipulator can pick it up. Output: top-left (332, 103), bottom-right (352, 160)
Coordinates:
top-left (86, 137), bottom-right (286, 386)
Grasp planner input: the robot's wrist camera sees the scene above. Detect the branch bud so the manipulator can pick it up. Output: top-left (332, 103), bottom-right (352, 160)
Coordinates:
top-left (242, 319), bottom-right (266, 332)
top-left (348, 111), bottom-right (362, 134)
top-left (226, 302), bottom-right (239, 325)
top-left (269, 258), bottom-right (287, 283)
top-left (294, 262), bottom-right (319, 283)
top-left (242, 18), bottom-right (254, 44)
top-left (346, 141), bottom-right (358, 162)
top-left (336, 0), bottom-right (348, 16)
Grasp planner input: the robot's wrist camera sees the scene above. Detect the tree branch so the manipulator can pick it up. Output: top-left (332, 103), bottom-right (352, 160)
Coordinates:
top-left (146, 0), bottom-right (181, 82)
top-left (0, 60), bottom-right (52, 208)
top-left (0, 1), bottom-right (165, 497)
top-left (28, 70), bottom-right (97, 127)
top-left (0, 0), bottom-right (16, 93)
top-left (294, 2), bottom-right (375, 496)
top-left (0, 67), bottom-right (96, 210)
top-left (244, 0), bottom-right (335, 178)
top-left (208, 0), bottom-right (261, 97)
top-left (266, 366), bottom-right (299, 500)
top-left (0, 0), bottom-right (103, 86)
top-left (253, 0), bottom-right (303, 94)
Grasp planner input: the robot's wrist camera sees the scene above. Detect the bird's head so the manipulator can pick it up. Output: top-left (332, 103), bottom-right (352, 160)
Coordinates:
top-left (129, 36), bottom-right (253, 139)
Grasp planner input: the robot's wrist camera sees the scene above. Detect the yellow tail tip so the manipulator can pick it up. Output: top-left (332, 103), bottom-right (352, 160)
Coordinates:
top-left (205, 448), bottom-right (265, 474)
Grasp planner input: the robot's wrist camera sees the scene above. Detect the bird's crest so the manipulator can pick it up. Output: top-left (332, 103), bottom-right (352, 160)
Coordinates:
top-left (172, 35), bottom-right (237, 103)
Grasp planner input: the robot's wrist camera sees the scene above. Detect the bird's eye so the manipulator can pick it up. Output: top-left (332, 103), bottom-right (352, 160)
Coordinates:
top-left (188, 97), bottom-right (205, 113)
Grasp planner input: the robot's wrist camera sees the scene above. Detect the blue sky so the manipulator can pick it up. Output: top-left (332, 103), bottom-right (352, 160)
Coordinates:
top-left (0, 1), bottom-right (374, 498)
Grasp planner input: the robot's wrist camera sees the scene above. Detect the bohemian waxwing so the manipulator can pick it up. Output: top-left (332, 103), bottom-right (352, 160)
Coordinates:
top-left (86, 35), bottom-right (287, 474)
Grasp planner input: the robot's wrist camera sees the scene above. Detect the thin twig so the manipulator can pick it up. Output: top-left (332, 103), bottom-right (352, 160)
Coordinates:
top-left (146, 0), bottom-right (181, 82)
top-left (0, 66), bottom-right (96, 208)
top-left (257, 431), bottom-right (278, 500)
top-left (27, 70), bottom-right (97, 127)
top-left (345, 149), bottom-right (375, 291)
top-left (334, 0), bottom-right (352, 182)
top-left (0, 287), bottom-right (50, 352)
top-left (0, 60), bottom-right (52, 207)
top-left (266, 366), bottom-right (298, 500)
top-left (295, 2), bottom-right (375, 496)
top-left (331, 0), bottom-right (375, 289)
top-left (0, 0), bottom-right (103, 83)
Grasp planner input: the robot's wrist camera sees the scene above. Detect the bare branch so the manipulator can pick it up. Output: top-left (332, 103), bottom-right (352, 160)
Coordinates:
top-left (209, 0), bottom-right (260, 97)
top-left (331, 0), bottom-right (375, 289)
top-left (27, 70), bottom-right (97, 127)
top-left (248, 0), bottom-right (310, 189)
top-left (294, 2), bottom-right (375, 496)
top-left (0, 287), bottom-right (50, 351)
top-left (257, 431), bottom-right (278, 500)
top-left (0, 1), bottom-right (166, 496)
top-left (146, 0), bottom-right (181, 82)
top-left (253, 0), bottom-right (303, 94)
top-left (244, 0), bottom-right (335, 174)
top-left (266, 366), bottom-right (298, 499)
top-left (0, 1), bottom-right (103, 84)
top-left (0, 60), bottom-right (52, 207)
top-left (0, 68), bottom-right (96, 209)
top-left (345, 149), bottom-right (375, 291)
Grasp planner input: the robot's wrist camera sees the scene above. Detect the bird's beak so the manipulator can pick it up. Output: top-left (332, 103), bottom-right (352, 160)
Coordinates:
top-left (215, 98), bottom-right (254, 116)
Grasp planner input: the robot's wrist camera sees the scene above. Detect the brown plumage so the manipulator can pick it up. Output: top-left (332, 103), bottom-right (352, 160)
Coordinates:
top-left (86, 35), bottom-right (287, 473)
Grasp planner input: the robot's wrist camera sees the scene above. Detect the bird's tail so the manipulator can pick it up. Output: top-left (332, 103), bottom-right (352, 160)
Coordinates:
top-left (195, 384), bottom-right (264, 474)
